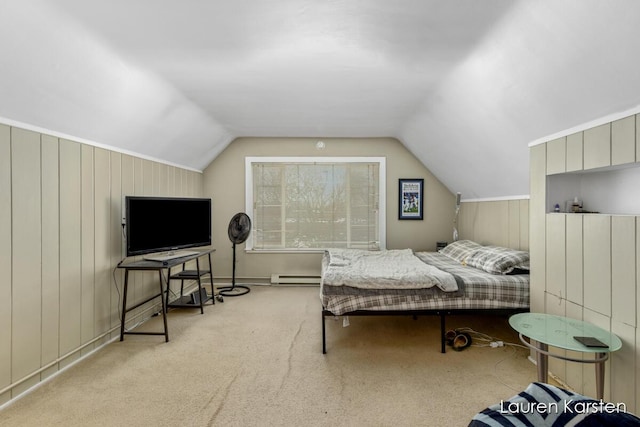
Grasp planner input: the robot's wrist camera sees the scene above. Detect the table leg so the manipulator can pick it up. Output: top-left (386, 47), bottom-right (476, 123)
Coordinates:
top-left (535, 341), bottom-right (549, 383)
top-left (120, 270), bottom-right (130, 341)
top-left (595, 352), bottom-right (605, 400)
top-left (159, 270), bottom-right (169, 342)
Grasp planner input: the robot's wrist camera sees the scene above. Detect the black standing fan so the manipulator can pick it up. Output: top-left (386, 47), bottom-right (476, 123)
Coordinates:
top-left (218, 213), bottom-right (251, 297)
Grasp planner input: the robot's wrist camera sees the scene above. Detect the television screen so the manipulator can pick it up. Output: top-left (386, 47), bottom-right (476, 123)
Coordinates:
top-left (125, 196), bottom-right (211, 257)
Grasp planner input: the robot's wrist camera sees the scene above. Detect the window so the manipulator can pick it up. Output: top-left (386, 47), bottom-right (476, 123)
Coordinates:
top-left (245, 157), bottom-right (386, 251)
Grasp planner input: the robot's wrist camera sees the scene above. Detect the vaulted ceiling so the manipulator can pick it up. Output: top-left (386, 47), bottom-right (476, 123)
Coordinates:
top-left (2, 1), bottom-right (640, 199)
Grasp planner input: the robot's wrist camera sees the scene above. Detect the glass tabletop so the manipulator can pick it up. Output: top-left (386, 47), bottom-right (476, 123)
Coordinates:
top-left (509, 313), bottom-right (622, 353)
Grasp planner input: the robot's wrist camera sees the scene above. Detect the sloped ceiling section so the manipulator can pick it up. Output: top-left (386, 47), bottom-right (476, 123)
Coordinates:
top-left (1, 1), bottom-right (640, 198)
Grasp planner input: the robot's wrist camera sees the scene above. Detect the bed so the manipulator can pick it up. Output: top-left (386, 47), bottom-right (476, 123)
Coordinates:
top-left (320, 240), bottom-right (530, 353)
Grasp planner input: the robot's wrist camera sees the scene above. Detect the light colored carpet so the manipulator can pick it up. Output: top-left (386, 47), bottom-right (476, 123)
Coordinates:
top-left (0, 286), bottom-right (543, 426)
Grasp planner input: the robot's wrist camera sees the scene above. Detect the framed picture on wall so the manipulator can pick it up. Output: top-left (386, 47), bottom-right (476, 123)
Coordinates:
top-left (399, 178), bottom-right (424, 220)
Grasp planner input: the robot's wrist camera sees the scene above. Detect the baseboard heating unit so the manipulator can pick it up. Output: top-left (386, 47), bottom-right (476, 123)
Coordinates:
top-left (270, 274), bottom-right (321, 285)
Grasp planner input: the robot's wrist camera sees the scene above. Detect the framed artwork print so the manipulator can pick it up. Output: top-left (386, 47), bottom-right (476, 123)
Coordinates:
top-left (399, 178), bottom-right (424, 220)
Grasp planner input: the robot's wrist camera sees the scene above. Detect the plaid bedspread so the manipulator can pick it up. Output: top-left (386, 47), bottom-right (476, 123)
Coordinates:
top-left (321, 251), bottom-right (529, 315)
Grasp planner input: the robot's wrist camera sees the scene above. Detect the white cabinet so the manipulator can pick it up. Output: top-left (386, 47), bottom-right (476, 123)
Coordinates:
top-left (612, 116), bottom-right (635, 166)
top-left (566, 132), bottom-right (584, 172)
top-left (546, 214), bottom-right (566, 298)
top-left (583, 123), bottom-right (611, 170)
top-left (546, 137), bottom-right (566, 175)
top-left (565, 214), bottom-right (583, 305)
top-left (583, 215), bottom-right (611, 316)
top-left (611, 216), bottom-right (635, 326)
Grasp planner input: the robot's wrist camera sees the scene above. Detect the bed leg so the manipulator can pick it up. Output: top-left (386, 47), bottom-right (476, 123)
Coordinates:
top-left (440, 313), bottom-right (446, 353)
top-left (322, 311), bottom-right (327, 354)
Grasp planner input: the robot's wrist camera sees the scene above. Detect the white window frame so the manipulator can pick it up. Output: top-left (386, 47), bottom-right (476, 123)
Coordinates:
top-left (245, 156), bottom-right (386, 252)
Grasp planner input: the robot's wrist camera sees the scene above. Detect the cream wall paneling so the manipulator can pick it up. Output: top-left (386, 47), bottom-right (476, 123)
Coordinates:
top-left (582, 215), bottom-right (611, 317)
top-left (81, 144), bottom-right (96, 358)
top-left (612, 320), bottom-right (636, 413)
top-left (0, 124), bottom-right (204, 405)
top-left (532, 111), bottom-right (640, 408)
top-left (565, 301), bottom-right (586, 395)
top-left (546, 137), bottom-right (566, 175)
top-left (11, 128), bottom-right (42, 396)
top-left (41, 134), bottom-right (60, 381)
top-left (545, 113), bottom-right (640, 216)
top-left (583, 123), bottom-right (611, 170)
top-left (529, 143), bottom-right (547, 313)
top-left (545, 214), bottom-right (566, 299)
top-left (457, 200), bottom-right (529, 251)
top-left (611, 216), bottom-right (636, 327)
top-left (612, 116), bottom-right (636, 166)
top-left (59, 139), bottom-right (83, 370)
top-left (0, 125), bottom-right (11, 404)
top-left (566, 132), bottom-right (584, 172)
top-left (565, 214), bottom-right (583, 306)
top-left (637, 115), bottom-right (640, 162)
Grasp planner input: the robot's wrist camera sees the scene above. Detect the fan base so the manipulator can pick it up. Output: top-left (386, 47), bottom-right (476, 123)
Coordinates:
top-left (218, 285), bottom-right (250, 297)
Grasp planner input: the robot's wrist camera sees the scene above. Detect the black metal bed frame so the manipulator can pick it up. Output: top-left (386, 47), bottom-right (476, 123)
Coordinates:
top-left (321, 307), bottom-right (529, 354)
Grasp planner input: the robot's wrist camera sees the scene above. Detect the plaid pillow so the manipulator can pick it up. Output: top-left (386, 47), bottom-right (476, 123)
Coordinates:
top-left (466, 245), bottom-right (530, 275)
top-left (438, 240), bottom-right (483, 263)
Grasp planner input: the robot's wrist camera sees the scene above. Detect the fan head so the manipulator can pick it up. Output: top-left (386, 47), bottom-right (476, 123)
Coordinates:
top-left (228, 212), bottom-right (251, 244)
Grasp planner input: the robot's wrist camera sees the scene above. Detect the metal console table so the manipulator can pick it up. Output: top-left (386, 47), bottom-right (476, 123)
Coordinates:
top-left (117, 248), bottom-right (216, 342)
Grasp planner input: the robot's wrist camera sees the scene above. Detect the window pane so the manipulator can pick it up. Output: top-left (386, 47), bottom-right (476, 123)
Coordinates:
top-left (251, 159), bottom-right (381, 250)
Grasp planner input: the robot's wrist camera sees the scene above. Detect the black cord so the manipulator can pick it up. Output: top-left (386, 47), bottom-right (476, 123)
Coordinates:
top-left (112, 261), bottom-right (124, 322)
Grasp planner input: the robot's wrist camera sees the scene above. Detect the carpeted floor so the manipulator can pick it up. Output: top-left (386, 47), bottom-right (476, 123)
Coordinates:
top-left (0, 286), bottom-right (542, 426)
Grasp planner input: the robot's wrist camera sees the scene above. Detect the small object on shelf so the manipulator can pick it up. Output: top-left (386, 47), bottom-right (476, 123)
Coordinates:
top-left (554, 203), bottom-right (560, 212)
top-left (565, 198), bottom-right (583, 213)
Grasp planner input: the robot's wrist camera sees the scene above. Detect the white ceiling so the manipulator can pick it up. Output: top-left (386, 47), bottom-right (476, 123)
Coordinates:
top-left (2, 1), bottom-right (640, 199)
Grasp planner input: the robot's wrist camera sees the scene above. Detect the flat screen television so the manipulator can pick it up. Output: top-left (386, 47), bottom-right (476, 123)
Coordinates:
top-left (125, 196), bottom-right (211, 257)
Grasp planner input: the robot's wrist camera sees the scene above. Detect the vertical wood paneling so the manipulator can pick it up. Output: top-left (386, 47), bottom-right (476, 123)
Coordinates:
top-left (582, 309), bottom-right (611, 399)
top-left (41, 135), bottom-right (60, 380)
top-left (167, 166), bottom-right (176, 196)
top-left (546, 137), bottom-right (566, 175)
top-left (583, 215), bottom-right (611, 316)
top-left (132, 157), bottom-right (144, 315)
top-left (158, 163), bottom-right (168, 195)
top-left (545, 292), bottom-right (566, 380)
top-left (538, 115), bottom-right (640, 407)
top-left (59, 139), bottom-right (82, 368)
top-left (458, 201), bottom-right (477, 243)
top-left (141, 160), bottom-right (156, 305)
top-left (121, 155), bottom-right (139, 324)
top-left (636, 114), bottom-right (640, 163)
top-left (545, 214), bottom-right (565, 298)
top-left (583, 123), bottom-right (611, 170)
top-left (11, 128), bottom-right (42, 395)
top-left (566, 132), bottom-right (583, 172)
top-left (1, 124), bottom-right (203, 404)
top-left (565, 214), bottom-right (583, 305)
top-left (175, 168), bottom-right (183, 196)
top-left (94, 148), bottom-right (111, 338)
top-left (109, 152), bottom-right (122, 332)
top-left (565, 302), bottom-right (585, 394)
top-left (80, 145), bottom-right (95, 355)
top-left (476, 201), bottom-right (508, 247)
top-left (612, 320), bottom-right (636, 412)
top-left (508, 200), bottom-right (521, 249)
top-left (519, 199), bottom-right (529, 250)
top-left (530, 143), bottom-right (546, 313)
top-left (0, 125), bottom-right (11, 404)
top-left (611, 216), bottom-right (636, 326)
top-left (611, 116), bottom-right (635, 166)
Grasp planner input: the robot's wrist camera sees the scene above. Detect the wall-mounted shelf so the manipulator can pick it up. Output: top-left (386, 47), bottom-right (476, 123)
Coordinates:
top-left (546, 163), bottom-right (640, 215)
